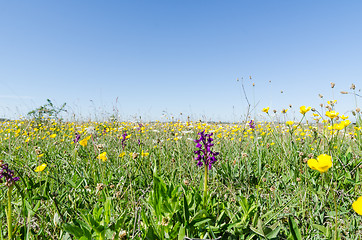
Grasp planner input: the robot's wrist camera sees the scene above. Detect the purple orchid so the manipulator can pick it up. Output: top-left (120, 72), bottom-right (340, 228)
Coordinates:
top-left (249, 120), bottom-right (256, 130)
top-left (0, 162), bottom-right (20, 187)
top-left (137, 123), bottom-right (144, 132)
top-left (121, 132), bottom-right (127, 149)
top-left (73, 132), bottom-right (81, 143)
top-left (194, 130), bottom-right (219, 169)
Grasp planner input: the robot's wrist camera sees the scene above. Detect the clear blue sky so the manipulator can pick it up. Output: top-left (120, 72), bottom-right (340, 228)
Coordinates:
top-left (0, 1), bottom-right (361, 122)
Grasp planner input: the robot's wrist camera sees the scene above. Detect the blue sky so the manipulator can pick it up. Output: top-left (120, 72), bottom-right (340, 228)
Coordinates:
top-left (0, 1), bottom-right (361, 121)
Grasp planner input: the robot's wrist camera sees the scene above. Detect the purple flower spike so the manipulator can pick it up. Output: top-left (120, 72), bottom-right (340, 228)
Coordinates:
top-left (193, 130), bottom-right (219, 169)
top-left (249, 120), bottom-right (256, 130)
top-left (0, 161), bottom-right (20, 187)
top-left (121, 132), bottom-right (128, 149)
top-left (73, 133), bottom-right (81, 143)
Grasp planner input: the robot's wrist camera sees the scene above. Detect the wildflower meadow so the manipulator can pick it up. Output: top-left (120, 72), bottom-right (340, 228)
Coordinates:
top-left (0, 86), bottom-right (362, 240)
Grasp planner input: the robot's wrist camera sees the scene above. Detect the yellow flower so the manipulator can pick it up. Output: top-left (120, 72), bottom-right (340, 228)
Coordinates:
top-left (307, 154), bottom-right (332, 173)
top-left (141, 150), bottom-right (149, 157)
top-left (352, 196), bottom-right (362, 215)
top-left (282, 109), bottom-right (288, 114)
top-left (325, 110), bottom-right (339, 119)
top-left (35, 163), bottom-right (47, 172)
top-left (97, 152), bottom-right (107, 162)
top-left (50, 134), bottom-right (57, 138)
top-left (286, 121), bottom-right (294, 126)
top-left (341, 120), bottom-right (351, 127)
top-left (37, 153), bottom-right (44, 158)
top-left (300, 106), bottom-right (311, 115)
top-left (262, 107), bottom-right (270, 113)
top-left (79, 135), bottom-right (92, 147)
top-left (340, 115), bottom-right (349, 120)
top-left (25, 138), bottom-right (30, 143)
top-left (327, 100), bottom-right (337, 105)
top-left (119, 152), bottom-right (126, 158)
top-left (334, 123), bottom-right (344, 131)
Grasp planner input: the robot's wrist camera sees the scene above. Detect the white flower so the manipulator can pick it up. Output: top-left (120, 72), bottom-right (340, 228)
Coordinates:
top-left (86, 126), bottom-right (95, 134)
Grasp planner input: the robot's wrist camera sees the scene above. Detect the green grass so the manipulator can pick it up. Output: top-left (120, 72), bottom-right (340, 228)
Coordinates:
top-left (0, 114), bottom-right (361, 239)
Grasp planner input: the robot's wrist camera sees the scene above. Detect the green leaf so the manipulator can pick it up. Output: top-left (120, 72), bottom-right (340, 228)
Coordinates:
top-left (266, 226), bottom-right (281, 239)
top-left (178, 224), bottom-right (185, 240)
top-left (249, 225), bottom-right (265, 238)
top-left (63, 223), bottom-right (84, 238)
top-left (104, 197), bottom-right (112, 225)
top-left (288, 216), bottom-right (302, 240)
top-left (183, 194), bottom-right (190, 225)
top-left (65, 179), bottom-right (77, 188)
top-left (312, 224), bottom-right (327, 235)
top-left (194, 218), bottom-right (212, 227)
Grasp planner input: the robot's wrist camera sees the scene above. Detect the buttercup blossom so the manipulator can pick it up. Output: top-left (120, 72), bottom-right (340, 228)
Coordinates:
top-left (286, 121), bottom-right (294, 126)
top-left (79, 135), bottom-right (92, 147)
top-left (307, 154), bottom-right (332, 173)
top-left (352, 196), bottom-right (362, 215)
top-left (97, 152), bottom-right (107, 162)
top-left (300, 106), bottom-right (311, 115)
top-left (340, 115), bottom-right (349, 120)
top-left (35, 163), bottom-right (47, 172)
top-left (141, 150), bottom-right (149, 157)
top-left (325, 111), bottom-right (339, 119)
top-left (341, 120), bottom-right (351, 128)
top-left (262, 107), bottom-right (270, 113)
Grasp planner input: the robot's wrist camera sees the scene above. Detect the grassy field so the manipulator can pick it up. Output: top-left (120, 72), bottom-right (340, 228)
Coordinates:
top-left (0, 105), bottom-right (361, 239)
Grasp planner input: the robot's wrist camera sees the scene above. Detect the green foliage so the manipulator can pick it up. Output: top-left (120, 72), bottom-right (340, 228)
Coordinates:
top-left (27, 99), bottom-right (66, 121)
top-left (0, 117), bottom-right (361, 239)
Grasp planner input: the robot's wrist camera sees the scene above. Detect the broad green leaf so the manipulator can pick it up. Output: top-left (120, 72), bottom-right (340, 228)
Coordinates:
top-left (288, 216), bottom-right (302, 240)
top-left (178, 224), bottom-right (185, 240)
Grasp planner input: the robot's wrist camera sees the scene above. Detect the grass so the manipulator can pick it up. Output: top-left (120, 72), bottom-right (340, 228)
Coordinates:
top-left (0, 107), bottom-right (361, 239)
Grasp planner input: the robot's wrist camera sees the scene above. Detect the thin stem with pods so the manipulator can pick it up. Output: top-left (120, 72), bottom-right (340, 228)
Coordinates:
top-left (204, 164), bottom-right (208, 208)
top-left (334, 189), bottom-right (338, 240)
top-left (7, 185), bottom-right (13, 240)
top-left (266, 113), bottom-right (287, 156)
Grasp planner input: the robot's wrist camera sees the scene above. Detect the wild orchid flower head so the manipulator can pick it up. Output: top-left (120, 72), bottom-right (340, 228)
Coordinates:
top-left (194, 130), bottom-right (219, 169)
top-left (0, 161), bottom-right (20, 187)
top-left (249, 120), bottom-right (256, 129)
top-left (73, 132), bottom-right (81, 143)
top-left (121, 132), bottom-right (128, 149)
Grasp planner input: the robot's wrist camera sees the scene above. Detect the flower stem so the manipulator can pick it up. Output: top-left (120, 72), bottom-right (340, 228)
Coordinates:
top-left (7, 185), bottom-right (13, 240)
top-left (334, 190), bottom-right (338, 240)
top-left (204, 164), bottom-right (208, 208)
